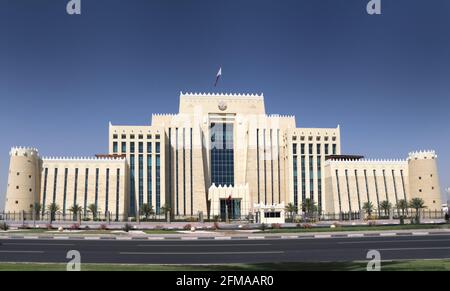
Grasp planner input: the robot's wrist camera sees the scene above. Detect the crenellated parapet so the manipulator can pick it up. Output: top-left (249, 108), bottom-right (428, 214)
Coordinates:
top-left (407, 150), bottom-right (437, 161)
top-left (9, 146), bottom-right (40, 158)
top-left (180, 92), bottom-right (264, 100)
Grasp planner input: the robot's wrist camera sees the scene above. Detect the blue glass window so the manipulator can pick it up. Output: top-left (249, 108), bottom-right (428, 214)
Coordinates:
top-left (210, 122), bottom-right (234, 186)
top-left (130, 155), bottom-right (135, 215)
top-left (113, 142), bottom-right (118, 153)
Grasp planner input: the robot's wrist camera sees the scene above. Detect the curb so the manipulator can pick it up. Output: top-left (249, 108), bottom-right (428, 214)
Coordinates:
top-left (1, 231), bottom-right (449, 241)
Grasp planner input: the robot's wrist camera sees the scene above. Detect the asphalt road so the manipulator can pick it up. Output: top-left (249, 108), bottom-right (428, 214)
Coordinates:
top-left (0, 234), bottom-right (450, 264)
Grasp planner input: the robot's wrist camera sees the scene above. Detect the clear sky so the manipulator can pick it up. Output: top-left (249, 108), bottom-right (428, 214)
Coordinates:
top-left (1, 0), bottom-right (449, 210)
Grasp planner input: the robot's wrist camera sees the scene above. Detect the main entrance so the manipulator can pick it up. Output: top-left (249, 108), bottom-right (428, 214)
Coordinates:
top-left (220, 198), bottom-right (241, 220)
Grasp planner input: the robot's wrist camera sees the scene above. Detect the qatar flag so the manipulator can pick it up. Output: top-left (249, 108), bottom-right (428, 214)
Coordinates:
top-left (214, 67), bottom-right (222, 87)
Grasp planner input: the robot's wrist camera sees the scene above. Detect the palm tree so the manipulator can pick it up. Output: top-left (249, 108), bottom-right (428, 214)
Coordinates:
top-left (140, 203), bottom-right (154, 221)
top-left (160, 204), bottom-right (171, 217)
top-left (47, 203), bottom-right (60, 222)
top-left (285, 203), bottom-right (298, 222)
top-left (362, 201), bottom-right (374, 217)
top-left (68, 204), bottom-right (83, 221)
top-left (33, 203), bottom-right (42, 220)
top-left (302, 198), bottom-right (317, 219)
top-left (87, 203), bottom-right (98, 220)
top-left (379, 200), bottom-right (392, 217)
top-left (409, 198), bottom-right (426, 224)
top-left (396, 199), bottom-right (408, 216)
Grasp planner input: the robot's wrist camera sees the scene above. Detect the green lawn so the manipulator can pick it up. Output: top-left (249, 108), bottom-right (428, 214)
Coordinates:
top-left (0, 260), bottom-right (449, 271)
top-left (262, 224), bottom-right (450, 233)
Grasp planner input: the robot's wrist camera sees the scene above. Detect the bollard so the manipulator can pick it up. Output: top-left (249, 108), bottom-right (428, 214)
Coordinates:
top-left (199, 211), bottom-right (204, 223)
top-left (166, 211), bottom-right (171, 223)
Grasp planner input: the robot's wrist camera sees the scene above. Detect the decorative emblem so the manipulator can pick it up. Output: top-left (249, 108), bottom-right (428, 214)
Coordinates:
top-left (218, 101), bottom-right (227, 111)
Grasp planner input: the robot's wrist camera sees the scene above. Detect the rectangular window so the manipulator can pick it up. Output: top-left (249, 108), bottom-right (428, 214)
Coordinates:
top-left (175, 128), bottom-right (179, 215)
top-left (332, 144), bottom-right (337, 155)
top-left (63, 168), bottom-right (68, 216)
top-left (138, 142), bottom-right (143, 153)
top-left (138, 134), bottom-right (143, 140)
top-left (95, 168), bottom-right (99, 210)
top-left (73, 168), bottom-right (79, 208)
top-left (309, 144), bottom-right (313, 155)
top-left (156, 142), bottom-right (160, 154)
top-left (147, 134), bottom-right (152, 139)
top-left (293, 144), bottom-right (297, 155)
top-left (113, 134), bottom-right (118, 139)
top-left (317, 157), bottom-right (322, 210)
top-left (210, 122), bottom-right (234, 186)
top-left (130, 155), bottom-right (135, 216)
top-left (113, 142), bottom-right (118, 153)
top-left (84, 169), bottom-right (89, 217)
top-left (293, 157), bottom-right (298, 209)
top-left (301, 144), bottom-right (305, 155)
top-left (116, 169), bottom-right (120, 221)
top-left (156, 155), bottom-right (161, 214)
top-left (147, 142), bottom-right (152, 153)
top-left (325, 144), bottom-right (329, 155)
top-left (130, 142), bottom-right (135, 153)
top-left (301, 156), bottom-right (306, 203)
top-left (105, 168), bottom-right (110, 213)
top-left (138, 155), bottom-right (144, 208)
top-left (190, 128), bottom-right (193, 215)
top-left (155, 134), bottom-right (160, 139)
top-left (316, 144), bottom-right (321, 155)
top-left (130, 134), bottom-right (135, 139)
top-left (264, 212), bottom-right (281, 218)
top-left (52, 168), bottom-right (58, 204)
top-left (309, 155), bottom-right (314, 201)
top-left (42, 168), bottom-right (48, 213)
top-left (335, 170), bottom-right (342, 213)
top-left (121, 142), bottom-right (126, 153)
top-left (147, 155), bottom-right (152, 207)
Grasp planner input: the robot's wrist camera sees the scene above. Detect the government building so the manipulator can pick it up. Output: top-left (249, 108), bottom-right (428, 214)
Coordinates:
top-left (3, 92), bottom-right (443, 220)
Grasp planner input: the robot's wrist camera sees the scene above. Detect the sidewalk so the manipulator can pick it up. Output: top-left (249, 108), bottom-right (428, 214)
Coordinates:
top-left (1, 227), bottom-right (449, 241)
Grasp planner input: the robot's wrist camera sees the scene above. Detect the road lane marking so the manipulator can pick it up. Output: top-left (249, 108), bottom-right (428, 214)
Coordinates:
top-left (412, 232), bottom-right (429, 236)
top-left (147, 237), bottom-right (164, 240)
top-left (3, 243), bottom-right (75, 246)
top-left (116, 237), bottom-right (133, 240)
top-left (181, 237), bottom-right (198, 240)
top-left (53, 236), bottom-right (70, 240)
top-left (338, 239), bottom-right (450, 244)
top-left (248, 236), bottom-right (263, 240)
top-left (380, 233), bottom-right (396, 237)
top-left (215, 237), bottom-right (231, 240)
top-left (120, 251), bottom-right (284, 255)
top-left (378, 247), bottom-right (450, 251)
top-left (347, 234), bottom-right (364, 238)
top-left (281, 236), bottom-right (299, 239)
top-left (0, 250), bottom-right (45, 253)
top-left (136, 243), bottom-right (272, 247)
top-left (314, 235), bottom-right (332, 238)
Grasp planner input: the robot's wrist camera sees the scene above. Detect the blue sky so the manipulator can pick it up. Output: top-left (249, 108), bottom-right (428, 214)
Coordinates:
top-left (1, 0), bottom-right (449, 209)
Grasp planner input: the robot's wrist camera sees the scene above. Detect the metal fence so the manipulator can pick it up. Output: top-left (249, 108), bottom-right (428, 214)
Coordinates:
top-left (0, 209), bottom-right (446, 223)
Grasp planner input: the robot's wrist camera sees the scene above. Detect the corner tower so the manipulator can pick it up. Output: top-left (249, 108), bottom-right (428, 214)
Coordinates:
top-left (407, 150), bottom-right (442, 210)
top-left (4, 147), bottom-right (42, 213)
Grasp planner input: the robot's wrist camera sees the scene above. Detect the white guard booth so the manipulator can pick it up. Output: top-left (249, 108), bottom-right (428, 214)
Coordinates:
top-left (254, 203), bottom-right (285, 224)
